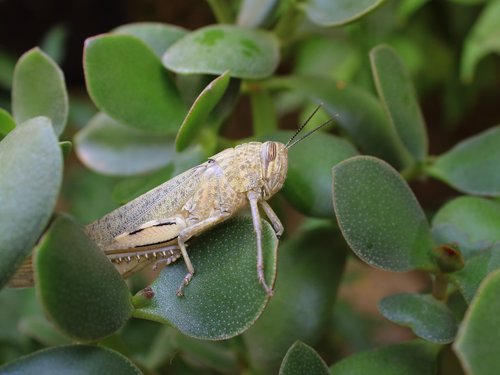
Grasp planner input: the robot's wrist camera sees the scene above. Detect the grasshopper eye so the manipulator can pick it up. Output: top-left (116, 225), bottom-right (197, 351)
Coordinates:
top-left (265, 142), bottom-right (277, 162)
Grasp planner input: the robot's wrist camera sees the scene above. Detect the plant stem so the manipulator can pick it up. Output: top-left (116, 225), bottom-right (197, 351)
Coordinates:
top-left (433, 273), bottom-right (449, 301)
top-left (273, 1), bottom-right (304, 43)
top-left (206, 0), bottom-right (233, 24)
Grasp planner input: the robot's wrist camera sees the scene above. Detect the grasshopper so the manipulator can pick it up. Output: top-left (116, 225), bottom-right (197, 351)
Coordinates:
top-left (9, 106), bottom-right (330, 297)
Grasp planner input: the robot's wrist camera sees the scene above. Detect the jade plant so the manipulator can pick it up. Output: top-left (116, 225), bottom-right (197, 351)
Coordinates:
top-left (1, 0), bottom-right (499, 374)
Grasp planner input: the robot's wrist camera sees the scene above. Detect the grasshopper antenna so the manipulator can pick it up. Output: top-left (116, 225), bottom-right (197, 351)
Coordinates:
top-left (286, 117), bottom-right (336, 149)
top-left (285, 103), bottom-right (323, 148)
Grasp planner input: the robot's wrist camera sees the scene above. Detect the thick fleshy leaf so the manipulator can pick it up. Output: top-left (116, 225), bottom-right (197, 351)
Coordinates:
top-left (432, 196), bottom-right (500, 249)
top-left (0, 107), bottom-right (15, 136)
top-left (450, 244), bottom-right (500, 303)
top-left (113, 22), bottom-right (187, 58)
top-left (370, 45), bottom-right (427, 161)
top-left (379, 293), bottom-right (458, 344)
top-left (454, 269), bottom-right (500, 375)
top-left (74, 112), bottom-right (175, 176)
top-left (268, 130), bottom-right (357, 218)
top-left (279, 341), bottom-right (329, 375)
top-left (0, 345), bottom-right (142, 375)
top-left (329, 340), bottom-right (440, 375)
top-left (431, 224), bottom-right (489, 259)
top-left (163, 25), bottom-right (280, 79)
top-left (0, 117), bottom-right (62, 289)
top-left (12, 48), bottom-right (68, 136)
top-left (427, 126), bottom-right (500, 196)
top-left (304, 0), bottom-right (384, 26)
top-left (176, 71), bottom-right (230, 151)
top-left (243, 223), bottom-right (347, 372)
top-left (461, 0), bottom-right (500, 82)
top-left (133, 217), bottom-right (278, 340)
top-left (35, 215), bottom-right (133, 341)
top-left (332, 156), bottom-right (436, 271)
top-left (84, 34), bottom-right (186, 133)
top-left (277, 76), bottom-right (413, 169)
top-left (237, 0), bottom-right (278, 27)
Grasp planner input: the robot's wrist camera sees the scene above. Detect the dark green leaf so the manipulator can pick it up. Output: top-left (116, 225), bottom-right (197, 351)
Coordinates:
top-left (427, 126), bottom-right (500, 196)
top-left (329, 340), bottom-right (440, 375)
top-left (0, 345), bottom-right (142, 375)
top-left (40, 24), bottom-right (68, 64)
top-left (454, 269), bottom-right (500, 375)
top-left (163, 25), bottom-right (280, 79)
top-left (35, 215), bottom-right (133, 341)
top-left (243, 223), bottom-right (347, 372)
top-left (304, 0), bottom-right (384, 26)
top-left (175, 71), bottom-right (230, 151)
top-left (332, 156), bottom-right (436, 271)
top-left (0, 50), bottom-right (16, 89)
top-left (133, 217), bottom-right (278, 340)
top-left (59, 141), bottom-right (72, 159)
top-left (370, 45), bottom-right (427, 161)
top-left (379, 293), bottom-right (458, 344)
top-left (113, 22), bottom-right (187, 58)
top-left (0, 107), bottom-right (15, 136)
top-left (12, 48), bottom-right (68, 136)
top-left (84, 34), bottom-right (186, 133)
top-left (0, 117), bottom-right (62, 289)
top-left (279, 341), bottom-right (329, 375)
top-left (74, 112), bottom-right (175, 176)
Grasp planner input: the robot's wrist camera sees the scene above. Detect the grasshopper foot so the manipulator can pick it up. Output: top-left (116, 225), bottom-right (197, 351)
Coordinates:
top-left (176, 272), bottom-right (194, 297)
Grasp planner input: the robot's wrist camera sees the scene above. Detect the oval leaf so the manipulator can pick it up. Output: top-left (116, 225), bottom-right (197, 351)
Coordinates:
top-left (370, 45), bottom-right (428, 161)
top-left (427, 126), bottom-right (500, 196)
top-left (0, 117), bottom-right (62, 289)
top-left (332, 156), bottom-right (435, 271)
top-left (84, 34), bottom-right (186, 133)
top-left (329, 340), bottom-right (440, 375)
top-left (74, 112), bottom-right (175, 176)
top-left (243, 224), bottom-right (347, 372)
top-left (163, 25), bottom-right (280, 79)
top-left (133, 217), bottom-right (278, 340)
top-left (304, 0), bottom-right (384, 26)
top-left (279, 341), bottom-right (329, 375)
top-left (0, 345), bottom-right (142, 375)
top-left (113, 22), bottom-right (188, 58)
top-left (454, 269), bottom-right (500, 375)
top-left (176, 71), bottom-right (231, 151)
top-left (379, 293), bottom-right (458, 344)
top-left (0, 107), bottom-right (15, 136)
top-left (12, 48), bottom-right (68, 136)
top-left (35, 215), bottom-right (133, 341)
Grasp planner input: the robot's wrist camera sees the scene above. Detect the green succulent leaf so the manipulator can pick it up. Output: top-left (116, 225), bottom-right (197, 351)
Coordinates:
top-left (454, 269), bottom-right (500, 375)
top-left (332, 156), bottom-right (436, 271)
top-left (379, 293), bottom-right (458, 344)
top-left (304, 0), bottom-right (384, 27)
top-left (113, 22), bottom-right (187, 58)
top-left (370, 44), bottom-right (427, 161)
top-left (243, 223), bottom-right (347, 372)
top-left (74, 112), bottom-right (175, 176)
top-left (0, 117), bottom-right (62, 289)
top-left (133, 216), bottom-right (278, 340)
top-left (329, 340), bottom-right (440, 375)
top-left (176, 71), bottom-right (231, 151)
top-left (279, 341), bottom-right (329, 375)
top-left (237, 0), bottom-right (279, 27)
top-left (84, 34), bottom-right (186, 133)
top-left (0, 345), bottom-right (142, 375)
top-left (12, 48), bottom-right (68, 136)
top-left (427, 126), bottom-right (500, 196)
top-left (163, 25), bottom-right (280, 79)
top-left (35, 215), bottom-right (133, 342)
top-left (0, 107), bottom-right (15, 136)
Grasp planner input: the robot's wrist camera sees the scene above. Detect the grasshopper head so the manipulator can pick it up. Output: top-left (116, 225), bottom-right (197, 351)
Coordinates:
top-left (261, 141), bottom-right (288, 199)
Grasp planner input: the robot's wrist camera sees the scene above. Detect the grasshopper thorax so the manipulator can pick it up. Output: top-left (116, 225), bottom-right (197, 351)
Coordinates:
top-left (260, 141), bottom-right (288, 199)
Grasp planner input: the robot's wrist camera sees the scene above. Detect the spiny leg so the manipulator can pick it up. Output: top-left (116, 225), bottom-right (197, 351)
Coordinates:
top-left (247, 191), bottom-right (273, 296)
top-left (259, 200), bottom-right (284, 237)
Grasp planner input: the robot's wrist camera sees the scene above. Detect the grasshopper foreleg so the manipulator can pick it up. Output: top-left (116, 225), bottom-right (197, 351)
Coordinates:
top-left (259, 200), bottom-right (284, 238)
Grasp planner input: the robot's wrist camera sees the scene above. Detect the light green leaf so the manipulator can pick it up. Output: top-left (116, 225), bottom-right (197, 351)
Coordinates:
top-left (113, 22), bottom-right (187, 58)
top-left (379, 293), bottom-right (458, 344)
top-left (370, 44), bottom-right (428, 161)
top-left (427, 126), bottom-right (500, 196)
top-left (133, 217), bottom-right (278, 340)
top-left (0, 107), bottom-right (15, 136)
top-left (237, 0), bottom-right (279, 27)
top-left (0, 117), bottom-right (62, 289)
top-left (454, 269), bottom-right (500, 375)
top-left (35, 215), bottom-right (133, 341)
top-left (163, 25), bottom-right (280, 79)
top-left (12, 48), bottom-right (68, 136)
top-left (279, 341), bottom-right (329, 375)
top-left (304, 0), bottom-right (385, 27)
top-left (332, 156), bottom-right (436, 271)
top-left (84, 34), bottom-right (186, 133)
top-left (74, 112), bottom-right (175, 176)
